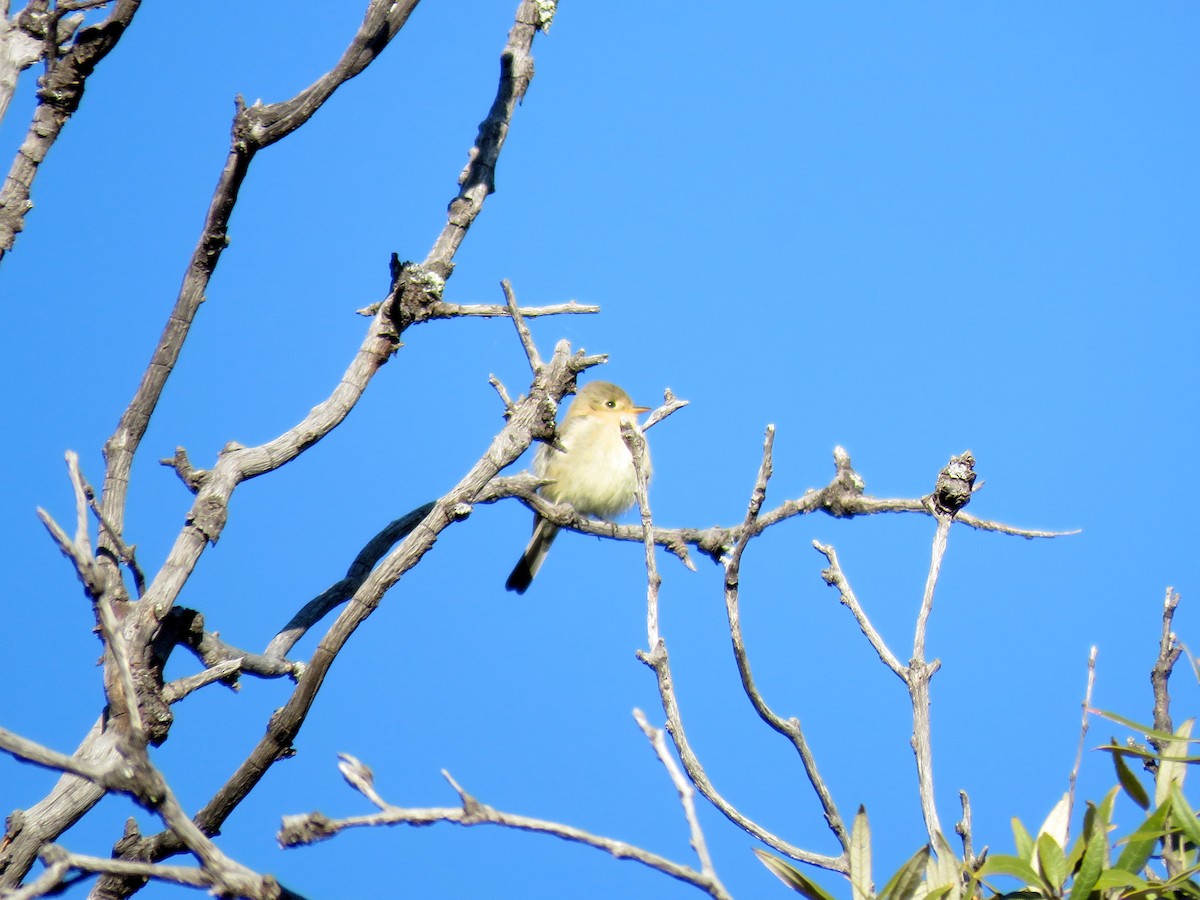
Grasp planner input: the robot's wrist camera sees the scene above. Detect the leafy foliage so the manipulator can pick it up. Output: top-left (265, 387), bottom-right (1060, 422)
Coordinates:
top-left (756, 717), bottom-right (1200, 900)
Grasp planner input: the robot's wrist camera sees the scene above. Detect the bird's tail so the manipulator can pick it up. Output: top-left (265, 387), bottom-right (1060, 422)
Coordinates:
top-left (505, 518), bottom-right (559, 594)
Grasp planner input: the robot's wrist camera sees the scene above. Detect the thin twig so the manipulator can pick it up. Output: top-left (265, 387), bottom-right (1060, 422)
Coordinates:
top-left (633, 428), bottom-right (849, 874)
top-left (97, 0), bottom-right (420, 573)
top-left (642, 389), bottom-right (689, 432)
top-left (501, 279), bottom-right (542, 372)
top-left (906, 455), bottom-right (977, 846)
top-left (161, 659), bottom-right (244, 704)
top-left (1151, 587), bottom-right (1182, 746)
top-left (908, 508), bottom-right (952, 844)
top-left (814, 541), bottom-right (905, 679)
top-left (488, 374), bottom-right (515, 416)
top-left (483, 444), bottom-right (1072, 573)
top-left (94, 593), bottom-right (146, 746)
top-left (956, 790), bottom-right (976, 868)
top-left (265, 503), bottom-right (435, 658)
top-left (913, 514), bottom-right (951, 665)
top-left (633, 710), bottom-right (728, 897)
top-left (110, 342), bottom-right (598, 884)
top-left (337, 753), bottom-right (388, 810)
top-left (279, 768), bottom-right (729, 898)
top-left (54, 0), bottom-right (115, 12)
top-left (3, 1), bottom-right (554, 892)
top-left (0, 0), bottom-right (142, 262)
top-left (637, 640), bottom-right (845, 872)
top-left (0, 728), bottom-right (111, 784)
top-left (1067, 646), bottom-right (1098, 821)
top-left (623, 419), bottom-right (659, 649)
top-left (83, 481), bottom-right (146, 596)
top-left (430, 299), bottom-right (600, 318)
top-left (424, 1), bottom-right (544, 267)
top-left (720, 427), bottom-right (850, 854)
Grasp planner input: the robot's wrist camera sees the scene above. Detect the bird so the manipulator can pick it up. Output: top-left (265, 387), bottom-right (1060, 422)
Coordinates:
top-left (505, 380), bottom-right (652, 594)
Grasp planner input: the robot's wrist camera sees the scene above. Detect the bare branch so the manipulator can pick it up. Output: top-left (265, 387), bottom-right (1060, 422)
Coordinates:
top-left (265, 502), bottom-right (435, 659)
top-left (913, 513), bottom-right (951, 665)
top-left (1150, 586), bottom-right (1183, 749)
top-left (158, 447), bottom-right (205, 493)
top-left (1067, 646), bottom-right (1098, 823)
top-left (488, 379), bottom-right (516, 422)
top-left (30, 845), bottom-right (286, 900)
top-left (642, 388), bottom-right (690, 432)
top-left (1, 720), bottom-right (273, 900)
top-left (54, 0), bottom-right (115, 12)
top-left (0, 728), bottom-right (111, 784)
top-left (93, 591), bottom-right (145, 747)
top-left (98, 0), bottom-right (419, 568)
top-left (633, 710), bottom-right (728, 898)
top-left (161, 660), bottom-right (243, 705)
top-left (637, 639), bottom-right (846, 873)
top-left (814, 541), bottom-right (905, 679)
top-left (0, 0), bottom-right (142, 262)
top-left (502, 278), bottom-right (543, 372)
top-left (431, 298), bottom-right (600, 318)
top-left (955, 790), bottom-right (977, 869)
top-left (424, 1), bottom-right (544, 268)
top-left (623, 419), bottom-right (659, 648)
top-left (952, 512), bottom-right (1073, 538)
top-left (5, 2), bottom-right (468, 887)
top-left (35, 453), bottom-right (106, 606)
top-left (83, 481), bottom-right (145, 596)
top-left (336, 754), bottom-right (387, 811)
top-left (279, 767), bottom-right (728, 899)
top-left (101, 343), bottom-right (594, 886)
top-left (719, 427), bottom-right (850, 855)
top-left (0, 852), bottom-right (72, 900)
top-left (483, 444), bottom-right (1072, 573)
top-left (905, 453), bottom-right (979, 846)
top-left (169, 614), bottom-right (300, 682)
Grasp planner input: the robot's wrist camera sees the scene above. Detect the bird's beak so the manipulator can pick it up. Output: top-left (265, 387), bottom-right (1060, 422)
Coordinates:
top-left (632, 405), bottom-right (651, 414)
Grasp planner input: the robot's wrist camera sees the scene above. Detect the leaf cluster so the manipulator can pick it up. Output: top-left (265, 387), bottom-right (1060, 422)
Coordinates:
top-left (756, 719), bottom-right (1200, 900)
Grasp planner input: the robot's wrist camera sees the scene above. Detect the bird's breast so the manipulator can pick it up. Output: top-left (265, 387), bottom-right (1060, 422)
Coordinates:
top-left (534, 416), bottom-right (651, 519)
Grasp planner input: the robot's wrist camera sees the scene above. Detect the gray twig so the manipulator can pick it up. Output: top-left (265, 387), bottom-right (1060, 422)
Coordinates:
top-left (633, 711), bottom-right (730, 898)
top-left (279, 765), bottom-right (729, 898)
top-left (1067, 646), bottom-right (1098, 826)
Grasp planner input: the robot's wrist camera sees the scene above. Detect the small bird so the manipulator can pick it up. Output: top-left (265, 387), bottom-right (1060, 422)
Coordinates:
top-left (505, 381), bottom-right (652, 594)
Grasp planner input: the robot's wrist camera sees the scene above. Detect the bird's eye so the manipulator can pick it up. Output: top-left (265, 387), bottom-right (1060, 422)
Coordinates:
top-left (605, 400), bottom-right (616, 408)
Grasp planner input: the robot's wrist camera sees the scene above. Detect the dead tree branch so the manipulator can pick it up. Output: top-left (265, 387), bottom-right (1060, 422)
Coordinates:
top-left (0, 0), bottom-right (141, 261)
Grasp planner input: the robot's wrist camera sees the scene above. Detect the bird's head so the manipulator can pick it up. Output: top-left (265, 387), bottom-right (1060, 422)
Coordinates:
top-left (566, 381), bottom-right (650, 422)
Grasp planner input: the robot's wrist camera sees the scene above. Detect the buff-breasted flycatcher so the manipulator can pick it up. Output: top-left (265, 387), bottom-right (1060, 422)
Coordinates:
top-left (505, 381), bottom-right (651, 594)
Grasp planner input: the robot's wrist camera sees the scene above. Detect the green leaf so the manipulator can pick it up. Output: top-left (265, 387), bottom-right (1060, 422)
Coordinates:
top-left (1090, 708), bottom-right (1196, 744)
top-left (977, 854), bottom-right (1042, 886)
top-left (1063, 834), bottom-right (1085, 877)
top-left (921, 885), bottom-right (955, 900)
top-left (1081, 801), bottom-right (1097, 845)
top-left (849, 805), bottom-right (873, 900)
top-left (1068, 803), bottom-right (1108, 900)
top-left (1013, 818), bottom-right (1036, 862)
top-left (1170, 783), bottom-right (1200, 850)
top-left (754, 848), bottom-right (839, 900)
top-left (1092, 868), bottom-right (1150, 891)
top-left (1038, 793), bottom-right (1072, 849)
top-left (1115, 798), bottom-right (1172, 874)
top-left (1159, 858), bottom-right (1200, 889)
top-left (1112, 745), bottom-right (1152, 810)
top-left (1036, 832), bottom-right (1068, 891)
top-left (927, 832), bottom-right (961, 900)
top-left (879, 845), bottom-right (930, 900)
top-left (1157, 719), bottom-right (1195, 808)
top-left (1103, 743), bottom-right (1200, 765)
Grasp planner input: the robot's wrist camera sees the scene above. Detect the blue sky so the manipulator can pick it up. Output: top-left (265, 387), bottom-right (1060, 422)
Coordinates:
top-left (2, 2), bottom-right (1198, 897)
